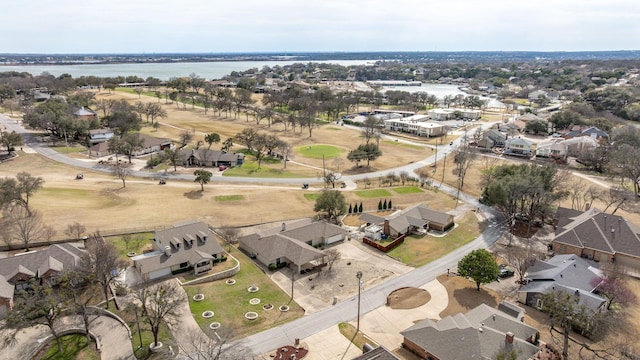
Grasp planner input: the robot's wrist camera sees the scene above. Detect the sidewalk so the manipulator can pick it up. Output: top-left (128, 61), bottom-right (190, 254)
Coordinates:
top-left (0, 313), bottom-right (135, 360)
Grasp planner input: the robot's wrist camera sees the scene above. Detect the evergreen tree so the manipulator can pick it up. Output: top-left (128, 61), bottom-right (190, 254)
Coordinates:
top-left (388, 199), bottom-right (393, 209)
top-left (359, 202), bottom-right (363, 213)
top-left (348, 203), bottom-right (352, 214)
top-left (378, 199), bottom-right (383, 210)
top-left (383, 199), bottom-right (387, 210)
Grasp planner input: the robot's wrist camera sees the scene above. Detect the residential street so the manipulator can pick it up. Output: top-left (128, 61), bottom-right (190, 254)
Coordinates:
top-left (0, 113), bottom-right (505, 359)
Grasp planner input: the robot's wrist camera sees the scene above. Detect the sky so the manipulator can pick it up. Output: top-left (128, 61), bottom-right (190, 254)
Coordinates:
top-left (2, 0), bottom-right (640, 54)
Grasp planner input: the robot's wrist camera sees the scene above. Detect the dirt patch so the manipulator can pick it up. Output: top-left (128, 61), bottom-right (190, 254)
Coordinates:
top-left (437, 274), bottom-right (500, 318)
top-left (386, 287), bottom-right (431, 309)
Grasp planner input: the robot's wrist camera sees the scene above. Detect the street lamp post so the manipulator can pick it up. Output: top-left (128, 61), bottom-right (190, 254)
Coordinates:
top-left (356, 271), bottom-right (362, 333)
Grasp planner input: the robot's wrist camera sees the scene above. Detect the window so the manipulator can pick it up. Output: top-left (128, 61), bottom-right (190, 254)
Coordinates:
top-left (180, 262), bottom-right (189, 268)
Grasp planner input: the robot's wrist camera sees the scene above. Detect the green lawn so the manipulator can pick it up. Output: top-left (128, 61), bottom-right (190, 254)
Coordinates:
top-left (387, 212), bottom-right (481, 267)
top-left (295, 144), bottom-right (343, 159)
top-left (107, 233), bottom-right (154, 260)
top-left (40, 334), bottom-right (100, 360)
top-left (392, 186), bottom-right (424, 195)
top-left (184, 248), bottom-right (303, 340)
top-left (303, 193), bottom-right (320, 201)
top-left (51, 146), bottom-right (86, 154)
top-left (111, 306), bottom-right (174, 360)
top-left (354, 189), bottom-right (393, 198)
top-left (215, 195), bottom-right (244, 202)
top-left (223, 161), bottom-right (309, 178)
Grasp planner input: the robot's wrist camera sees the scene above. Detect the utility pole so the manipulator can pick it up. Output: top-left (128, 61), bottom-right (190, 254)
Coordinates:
top-left (356, 271), bottom-right (362, 333)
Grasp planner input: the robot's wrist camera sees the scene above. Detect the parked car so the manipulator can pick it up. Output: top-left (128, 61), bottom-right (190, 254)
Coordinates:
top-left (75, 173), bottom-right (83, 180)
top-left (219, 165), bottom-right (228, 171)
top-left (499, 267), bottom-right (515, 278)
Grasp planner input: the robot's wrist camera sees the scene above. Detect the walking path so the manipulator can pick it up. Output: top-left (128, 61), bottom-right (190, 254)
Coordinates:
top-left (0, 312), bottom-right (135, 360)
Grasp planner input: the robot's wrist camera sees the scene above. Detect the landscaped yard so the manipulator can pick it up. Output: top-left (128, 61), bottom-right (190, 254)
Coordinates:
top-left (354, 189), bottom-right (392, 198)
top-left (215, 195), bottom-right (244, 202)
top-left (35, 334), bottom-right (100, 360)
top-left (295, 144), bottom-right (344, 159)
top-left (392, 186), bottom-right (423, 195)
top-left (387, 211), bottom-right (481, 267)
top-left (107, 233), bottom-right (155, 261)
top-left (183, 247), bottom-right (304, 340)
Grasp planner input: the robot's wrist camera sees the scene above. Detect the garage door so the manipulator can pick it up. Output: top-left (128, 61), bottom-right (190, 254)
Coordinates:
top-left (326, 234), bottom-right (344, 244)
top-left (148, 267), bottom-right (172, 280)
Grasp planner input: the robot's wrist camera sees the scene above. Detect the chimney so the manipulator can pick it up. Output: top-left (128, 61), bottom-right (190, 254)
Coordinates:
top-left (505, 332), bottom-right (514, 344)
top-left (383, 218), bottom-right (390, 235)
top-left (281, 222), bottom-right (286, 232)
top-left (164, 245), bottom-right (172, 257)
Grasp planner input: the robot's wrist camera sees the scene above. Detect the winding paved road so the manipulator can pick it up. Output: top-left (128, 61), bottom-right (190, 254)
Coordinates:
top-left (1, 113), bottom-right (505, 358)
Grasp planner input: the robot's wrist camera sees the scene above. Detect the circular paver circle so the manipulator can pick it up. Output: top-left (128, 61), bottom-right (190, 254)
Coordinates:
top-left (279, 305), bottom-right (290, 312)
top-left (249, 298), bottom-right (261, 305)
top-left (245, 312), bottom-right (258, 320)
top-left (248, 286), bottom-right (259, 293)
top-left (202, 311), bottom-right (214, 318)
top-left (209, 322), bottom-right (221, 330)
top-left (226, 279), bottom-right (236, 285)
top-left (193, 294), bottom-right (205, 302)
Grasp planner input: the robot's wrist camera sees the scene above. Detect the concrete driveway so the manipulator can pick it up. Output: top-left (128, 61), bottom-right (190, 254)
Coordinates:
top-left (300, 278), bottom-right (449, 355)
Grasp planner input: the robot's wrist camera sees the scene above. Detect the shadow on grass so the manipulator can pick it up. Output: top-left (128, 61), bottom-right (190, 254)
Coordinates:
top-left (184, 190), bottom-right (204, 199)
top-left (452, 287), bottom-right (498, 310)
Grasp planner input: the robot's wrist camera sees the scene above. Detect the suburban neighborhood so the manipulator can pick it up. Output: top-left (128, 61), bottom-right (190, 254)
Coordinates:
top-left (0, 53), bottom-right (640, 360)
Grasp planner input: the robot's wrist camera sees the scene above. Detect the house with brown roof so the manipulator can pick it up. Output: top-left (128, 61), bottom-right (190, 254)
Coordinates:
top-left (132, 221), bottom-right (224, 281)
top-left (238, 219), bottom-right (347, 273)
top-left (552, 207), bottom-right (640, 273)
top-left (0, 243), bottom-right (85, 315)
top-left (179, 149), bottom-right (245, 168)
top-left (73, 106), bottom-right (98, 121)
top-left (401, 303), bottom-right (540, 360)
top-left (359, 204), bottom-right (454, 238)
top-left (132, 133), bottom-right (174, 156)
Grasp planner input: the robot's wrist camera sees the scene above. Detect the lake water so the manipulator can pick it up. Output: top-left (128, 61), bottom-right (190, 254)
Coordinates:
top-left (0, 60), bottom-right (373, 80)
top-left (0, 60), bottom-right (503, 106)
top-left (381, 84), bottom-right (504, 108)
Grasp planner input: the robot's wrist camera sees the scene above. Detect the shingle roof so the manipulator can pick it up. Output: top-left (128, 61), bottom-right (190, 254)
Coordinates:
top-left (401, 304), bottom-right (539, 360)
top-left (133, 222), bottom-right (224, 275)
top-left (73, 107), bottom-right (96, 116)
top-left (0, 275), bottom-right (13, 300)
top-left (554, 208), bottom-right (640, 258)
top-left (0, 243), bottom-right (85, 282)
top-left (180, 149), bottom-right (243, 163)
top-left (351, 346), bottom-right (400, 360)
top-left (238, 220), bottom-right (346, 266)
top-left (359, 204), bottom-right (453, 234)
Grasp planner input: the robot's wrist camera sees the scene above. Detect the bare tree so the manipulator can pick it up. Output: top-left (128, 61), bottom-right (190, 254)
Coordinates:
top-left (80, 234), bottom-right (127, 309)
top-left (115, 164), bottom-right (130, 188)
top-left (42, 224), bottom-right (57, 242)
top-left (324, 248), bottom-right (341, 271)
top-left (399, 171), bottom-right (409, 186)
top-left (135, 280), bottom-right (185, 348)
top-left (179, 130), bottom-right (194, 147)
top-left (568, 182), bottom-right (601, 211)
top-left (218, 226), bottom-right (239, 252)
top-left (4, 204), bottom-right (44, 251)
top-left (177, 328), bottom-right (234, 360)
top-left (5, 278), bottom-right (67, 352)
top-left (505, 246), bottom-right (538, 284)
top-left (601, 186), bottom-right (634, 214)
top-left (65, 221), bottom-right (87, 240)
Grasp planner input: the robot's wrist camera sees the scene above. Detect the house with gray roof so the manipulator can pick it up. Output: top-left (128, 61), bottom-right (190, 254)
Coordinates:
top-left (478, 129), bottom-right (506, 149)
top-left (352, 345), bottom-right (400, 360)
top-left (360, 204), bottom-right (454, 238)
top-left (552, 207), bottom-right (640, 273)
top-left (401, 303), bottom-right (540, 360)
top-left (238, 220), bottom-right (346, 274)
top-left (132, 221), bottom-right (224, 281)
top-left (517, 254), bottom-right (606, 312)
top-left (0, 243), bottom-right (86, 315)
top-left (179, 149), bottom-right (245, 168)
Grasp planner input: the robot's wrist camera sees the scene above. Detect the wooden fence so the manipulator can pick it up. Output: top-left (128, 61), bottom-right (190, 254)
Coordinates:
top-left (362, 234), bottom-right (406, 253)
